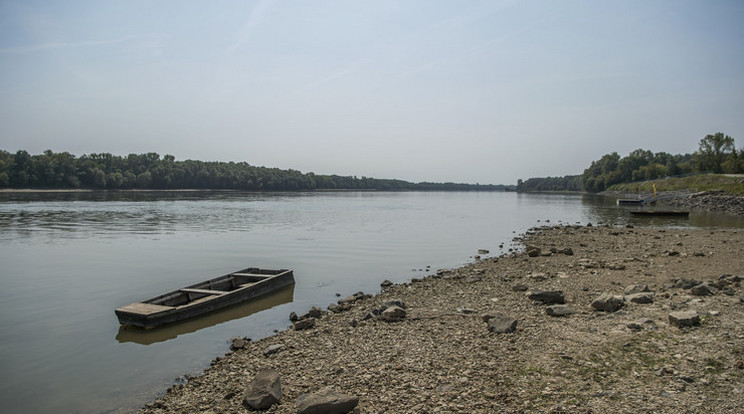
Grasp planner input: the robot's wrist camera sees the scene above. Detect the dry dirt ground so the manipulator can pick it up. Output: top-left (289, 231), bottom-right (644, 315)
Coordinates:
top-left (141, 225), bottom-right (744, 414)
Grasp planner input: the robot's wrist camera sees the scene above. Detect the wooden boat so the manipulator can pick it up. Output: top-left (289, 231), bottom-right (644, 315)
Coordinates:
top-left (629, 210), bottom-right (689, 217)
top-left (115, 268), bottom-right (294, 328)
top-left (617, 199), bottom-right (645, 206)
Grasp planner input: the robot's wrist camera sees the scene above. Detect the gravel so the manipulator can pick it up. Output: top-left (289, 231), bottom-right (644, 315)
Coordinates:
top-left (141, 225), bottom-right (744, 414)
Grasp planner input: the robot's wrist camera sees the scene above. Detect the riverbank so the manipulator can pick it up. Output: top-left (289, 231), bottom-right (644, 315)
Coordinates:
top-left (140, 224), bottom-right (744, 413)
top-left (603, 189), bottom-right (744, 216)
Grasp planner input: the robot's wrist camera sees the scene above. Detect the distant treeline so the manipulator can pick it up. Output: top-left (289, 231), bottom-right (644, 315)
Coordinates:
top-left (0, 150), bottom-right (512, 191)
top-left (516, 175), bottom-right (583, 192)
top-left (518, 132), bottom-right (742, 193)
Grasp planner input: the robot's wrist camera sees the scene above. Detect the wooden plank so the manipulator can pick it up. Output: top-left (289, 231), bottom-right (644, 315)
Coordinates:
top-left (231, 272), bottom-right (271, 278)
top-left (180, 288), bottom-right (227, 296)
top-left (117, 302), bottom-right (173, 315)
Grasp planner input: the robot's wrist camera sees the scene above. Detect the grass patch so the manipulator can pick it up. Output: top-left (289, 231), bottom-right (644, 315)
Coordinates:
top-left (608, 174), bottom-right (744, 195)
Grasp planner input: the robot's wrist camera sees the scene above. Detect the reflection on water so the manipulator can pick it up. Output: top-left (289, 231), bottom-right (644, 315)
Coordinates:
top-left (116, 284), bottom-right (294, 345)
top-left (0, 191), bottom-right (293, 241)
top-left (581, 194), bottom-right (744, 228)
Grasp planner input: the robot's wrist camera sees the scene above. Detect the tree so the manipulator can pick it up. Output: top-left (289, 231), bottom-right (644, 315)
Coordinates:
top-left (695, 132), bottom-right (735, 173)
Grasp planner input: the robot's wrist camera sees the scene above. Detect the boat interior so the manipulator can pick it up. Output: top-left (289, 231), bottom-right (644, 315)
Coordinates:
top-left (146, 269), bottom-right (278, 307)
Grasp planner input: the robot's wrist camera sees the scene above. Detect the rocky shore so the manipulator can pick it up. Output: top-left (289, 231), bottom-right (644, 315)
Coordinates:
top-left (605, 190), bottom-right (744, 216)
top-left (664, 190), bottom-right (744, 216)
top-left (141, 225), bottom-right (744, 414)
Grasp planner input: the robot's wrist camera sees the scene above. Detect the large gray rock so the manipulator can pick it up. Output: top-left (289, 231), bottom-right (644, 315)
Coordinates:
top-left (546, 304), bottom-right (576, 317)
top-left (230, 337), bottom-right (249, 350)
top-left (626, 292), bottom-right (654, 304)
top-left (624, 284), bottom-right (650, 295)
top-left (527, 290), bottom-right (566, 304)
top-left (591, 294), bottom-right (625, 312)
top-left (526, 246), bottom-right (541, 257)
top-left (337, 291), bottom-right (366, 305)
top-left (485, 314), bottom-right (518, 333)
top-left (296, 387), bottom-right (359, 414)
top-left (381, 305), bottom-right (406, 321)
top-left (669, 311), bottom-right (700, 327)
top-left (243, 369), bottom-right (281, 410)
top-left (690, 282), bottom-right (718, 296)
top-left (293, 318), bottom-right (316, 331)
top-left (263, 344), bottom-right (285, 357)
top-left (673, 278), bottom-right (701, 289)
top-left (307, 306), bottom-right (323, 318)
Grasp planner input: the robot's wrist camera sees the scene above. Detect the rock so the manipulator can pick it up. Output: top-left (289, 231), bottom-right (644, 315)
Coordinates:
top-left (673, 278), bottom-right (701, 289)
top-left (243, 368), bottom-right (281, 410)
top-left (627, 322), bottom-right (643, 331)
top-left (293, 318), bottom-right (316, 331)
top-left (546, 304), bottom-right (575, 317)
top-left (527, 290), bottom-right (566, 305)
top-left (381, 305), bottom-right (406, 321)
top-left (296, 387), bottom-right (358, 414)
top-left (337, 291), bottom-right (366, 305)
top-left (289, 312), bottom-right (299, 322)
top-left (380, 279), bottom-right (393, 288)
top-left (624, 284), bottom-right (650, 295)
top-left (263, 344), bottom-right (285, 357)
top-left (485, 314), bottom-right (518, 333)
top-left (591, 294), bottom-right (625, 312)
top-left (608, 263), bottom-right (626, 270)
top-left (690, 282), bottom-right (718, 296)
top-left (512, 283), bottom-right (529, 292)
top-left (560, 247), bottom-right (574, 256)
top-left (719, 274), bottom-right (743, 283)
top-left (327, 303), bottom-right (339, 313)
top-left (465, 275), bottom-right (483, 283)
top-left (526, 246), bottom-right (541, 257)
top-left (626, 292), bottom-right (654, 304)
top-left (669, 311), bottom-right (700, 327)
top-left (693, 252), bottom-right (705, 257)
top-left (230, 337), bottom-right (249, 351)
top-left (308, 307), bottom-right (323, 318)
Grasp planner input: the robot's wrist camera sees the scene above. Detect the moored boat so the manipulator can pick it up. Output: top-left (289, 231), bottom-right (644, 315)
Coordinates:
top-left (115, 268), bottom-right (294, 328)
top-left (629, 210), bottom-right (689, 217)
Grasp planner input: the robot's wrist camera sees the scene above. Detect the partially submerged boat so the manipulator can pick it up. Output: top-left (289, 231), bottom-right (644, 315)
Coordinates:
top-left (115, 268), bottom-right (294, 328)
top-left (629, 210), bottom-right (689, 217)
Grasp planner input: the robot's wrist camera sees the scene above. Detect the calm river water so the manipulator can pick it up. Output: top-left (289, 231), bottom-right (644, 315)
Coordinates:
top-left (1, 190), bottom-right (742, 413)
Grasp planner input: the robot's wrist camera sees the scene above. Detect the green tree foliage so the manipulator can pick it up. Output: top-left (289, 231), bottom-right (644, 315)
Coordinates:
top-left (577, 132), bottom-right (739, 193)
top-left (695, 132), bottom-right (736, 173)
top-left (581, 149), bottom-right (696, 193)
top-left (516, 175), bottom-right (583, 192)
top-left (0, 150), bottom-right (511, 191)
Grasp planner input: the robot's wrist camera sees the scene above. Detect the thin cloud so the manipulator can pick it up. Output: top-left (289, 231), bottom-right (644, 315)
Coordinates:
top-left (290, 58), bottom-right (374, 96)
top-left (0, 34), bottom-right (167, 54)
top-left (227, 0), bottom-right (277, 53)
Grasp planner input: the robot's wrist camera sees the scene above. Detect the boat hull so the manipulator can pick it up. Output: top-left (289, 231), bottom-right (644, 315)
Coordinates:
top-left (115, 268), bottom-right (294, 328)
top-left (629, 211), bottom-right (689, 217)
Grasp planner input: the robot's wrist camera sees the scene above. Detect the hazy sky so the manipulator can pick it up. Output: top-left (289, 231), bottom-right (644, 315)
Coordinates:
top-left (1, 1), bottom-right (743, 184)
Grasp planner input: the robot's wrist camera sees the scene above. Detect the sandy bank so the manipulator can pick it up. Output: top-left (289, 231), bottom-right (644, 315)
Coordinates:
top-left (141, 225), bottom-right (744, 413)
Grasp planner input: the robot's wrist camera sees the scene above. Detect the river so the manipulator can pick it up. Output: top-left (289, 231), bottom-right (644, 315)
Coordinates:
top-left (0, 190), bottom-right (742, 413)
